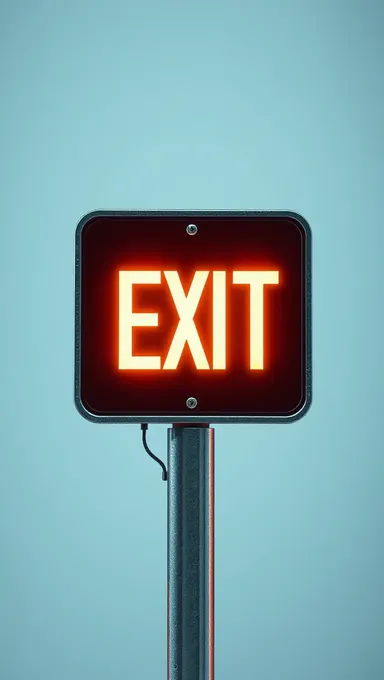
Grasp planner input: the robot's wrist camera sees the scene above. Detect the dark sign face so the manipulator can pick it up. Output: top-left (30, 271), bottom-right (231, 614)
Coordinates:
top-left (75, 211), bottom-right (311, 423)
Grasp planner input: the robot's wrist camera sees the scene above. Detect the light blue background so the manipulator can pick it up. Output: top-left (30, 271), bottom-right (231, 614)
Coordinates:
top-left (1, 1), bottom-right (383, 678)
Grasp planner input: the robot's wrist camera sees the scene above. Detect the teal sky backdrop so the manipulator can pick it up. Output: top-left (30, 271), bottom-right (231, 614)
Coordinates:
top-left (0, 1), bottom-right (383, 679)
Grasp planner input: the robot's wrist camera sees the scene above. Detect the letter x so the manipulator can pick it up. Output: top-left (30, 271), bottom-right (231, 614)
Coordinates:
top-left (163, 271), bottom-right (210, 370)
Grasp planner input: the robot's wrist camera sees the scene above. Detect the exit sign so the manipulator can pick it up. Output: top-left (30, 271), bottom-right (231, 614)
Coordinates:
top-left (75, 210), bottom-right (312, 423)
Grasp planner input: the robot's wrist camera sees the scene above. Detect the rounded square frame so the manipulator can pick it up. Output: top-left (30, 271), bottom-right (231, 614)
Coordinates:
top-left (75, 210), bottom-right (312, 424)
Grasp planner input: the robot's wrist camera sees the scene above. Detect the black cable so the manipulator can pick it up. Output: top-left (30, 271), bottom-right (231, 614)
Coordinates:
top-left (141, 424), bottom-right (168, 481)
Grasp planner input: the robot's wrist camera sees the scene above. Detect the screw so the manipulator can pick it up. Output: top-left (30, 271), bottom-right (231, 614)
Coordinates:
top-left (186, 224), bottom-right (198, 235)
top-left (186, 397), bottom-right (198, 409)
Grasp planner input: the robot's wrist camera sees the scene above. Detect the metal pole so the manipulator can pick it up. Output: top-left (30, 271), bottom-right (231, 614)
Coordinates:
top-left (167, 425), bottom-right (215, 680)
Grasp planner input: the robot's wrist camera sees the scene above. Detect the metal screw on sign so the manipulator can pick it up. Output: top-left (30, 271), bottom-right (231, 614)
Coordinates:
top-left (186, 223), bottom-right (198, 235)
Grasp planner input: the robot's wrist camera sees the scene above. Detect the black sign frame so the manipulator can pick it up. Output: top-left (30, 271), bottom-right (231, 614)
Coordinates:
top-left (75, 210), bottom-right (312, 424)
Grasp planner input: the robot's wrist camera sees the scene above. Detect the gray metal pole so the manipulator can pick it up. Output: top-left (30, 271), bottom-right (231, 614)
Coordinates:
top-left (167, 425), bottom-right (214, 680)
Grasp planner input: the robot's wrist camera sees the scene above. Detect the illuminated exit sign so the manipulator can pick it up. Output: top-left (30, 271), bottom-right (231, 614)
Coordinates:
top-left (75, 211), bottom-right (312, 423)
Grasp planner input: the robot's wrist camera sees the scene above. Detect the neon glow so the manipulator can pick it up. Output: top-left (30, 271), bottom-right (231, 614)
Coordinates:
top-left (233, 270), bottom-right (279, 369)
top-left (119, 270), bottom-right (161, 369)
top-left (118, 269), bottom-right (279, 370)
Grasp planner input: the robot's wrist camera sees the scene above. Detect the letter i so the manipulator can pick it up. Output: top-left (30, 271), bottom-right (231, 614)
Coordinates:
top-left (212, 271), bottom-right (226, 369)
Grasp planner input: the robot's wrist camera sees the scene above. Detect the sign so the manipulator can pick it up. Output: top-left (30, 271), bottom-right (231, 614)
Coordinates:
top-left (75, 211), bottom-right (311, 423)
